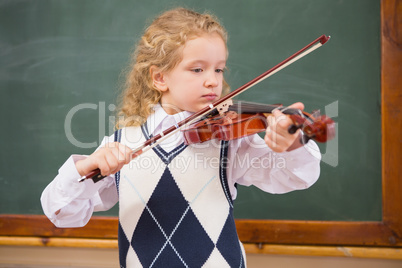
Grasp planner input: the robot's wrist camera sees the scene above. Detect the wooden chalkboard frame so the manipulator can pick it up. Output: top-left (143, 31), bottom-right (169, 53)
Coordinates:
top-left (1, 0), bottom-right (401, 248)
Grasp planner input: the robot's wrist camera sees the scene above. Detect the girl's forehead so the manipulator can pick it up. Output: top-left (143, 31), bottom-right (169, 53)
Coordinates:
top-left (180, 34), bottom-right (227, 61)
top-left (186, 32), bottom-right (226, 47)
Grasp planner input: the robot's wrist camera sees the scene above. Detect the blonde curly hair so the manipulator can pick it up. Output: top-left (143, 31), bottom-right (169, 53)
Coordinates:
top-left (116, 7), bottom-right (230, 128)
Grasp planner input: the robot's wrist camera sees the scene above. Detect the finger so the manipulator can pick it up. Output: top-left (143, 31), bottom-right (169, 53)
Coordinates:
top-left (118, 143), bottom-right (133, 164)
top-left (116, 149), bottom-right (130, 171)
top-left (109, 144), bottom-right (132, 173)
top-left (265, 131), bottom-right (295, 153)
top-left (105, 152), bottom-right (122, 175)
top-left (266, 114), bottom-right (288, 140)
top-left (97, 154), bottom-right (112, 176)
top-left (266, 125), bottom-right (286, 144)
top-left (112, 150), bottom-right (126, 172)
top-left (270, 111), bottom-right (295, 136)
top-left (265, 119), bottom-right (284, 150)
top-left (110, 146), bottom-right (126, 165)
top-left (267, 113), bottom-right (277, 128)
top-left (264, 134), bottom-right (278, 151)
top-left (272, 109), bottom-right (290, 126)
top-left (271, 102), bottom-right (304, 119)
top-left (265, 133), bottom-right (288, 153)
top-left (106, 142), bottom-right (130, 165)
top-left (266, 115), bottom-right (278, 139)
top-left (115, 156), bottom-right (127, 173)
top-left (288, 102), bottom-right (304, 111)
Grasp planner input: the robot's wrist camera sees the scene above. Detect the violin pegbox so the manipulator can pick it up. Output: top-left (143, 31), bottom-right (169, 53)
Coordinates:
top-left (304, 115), bottom-right (336, 143)
top-left (287, 110), bottom-right (336, 144)
top-left (215, 99), bottom-right (233, 116)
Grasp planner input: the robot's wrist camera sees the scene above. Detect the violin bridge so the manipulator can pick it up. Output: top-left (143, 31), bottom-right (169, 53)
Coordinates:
top-left (215, 99), bottom-right (233, 116)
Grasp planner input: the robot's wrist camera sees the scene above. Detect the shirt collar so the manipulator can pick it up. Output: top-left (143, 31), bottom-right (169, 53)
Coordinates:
top-left (147, 103), bottom-right (193, 136)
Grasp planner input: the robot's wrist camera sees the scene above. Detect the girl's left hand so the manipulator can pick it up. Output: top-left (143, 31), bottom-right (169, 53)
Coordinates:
top-left (264, 102), bottom-right (305, 152)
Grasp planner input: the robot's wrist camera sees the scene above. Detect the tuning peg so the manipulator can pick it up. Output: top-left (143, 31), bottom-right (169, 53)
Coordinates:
top-left (288, 124), bottom-right (302, 134)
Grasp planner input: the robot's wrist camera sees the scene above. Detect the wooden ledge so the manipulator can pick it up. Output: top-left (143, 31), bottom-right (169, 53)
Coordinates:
top-left (1, 236), bottom-right (401, 260)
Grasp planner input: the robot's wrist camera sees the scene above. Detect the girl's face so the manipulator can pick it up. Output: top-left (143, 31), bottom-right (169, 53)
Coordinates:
top-left (157, 33), bottom-right (227, 114)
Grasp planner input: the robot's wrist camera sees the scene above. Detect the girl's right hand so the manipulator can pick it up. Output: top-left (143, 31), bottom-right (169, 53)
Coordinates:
top-left (75, 142), bottom-right (133, 177)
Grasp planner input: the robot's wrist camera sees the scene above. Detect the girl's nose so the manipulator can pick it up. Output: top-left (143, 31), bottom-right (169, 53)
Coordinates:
top-left (204, 71), bottom-right (219, 88)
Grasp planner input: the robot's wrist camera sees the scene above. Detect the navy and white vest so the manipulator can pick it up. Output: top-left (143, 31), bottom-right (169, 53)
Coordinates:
top-left (115, 125), bottom-right (245, 268)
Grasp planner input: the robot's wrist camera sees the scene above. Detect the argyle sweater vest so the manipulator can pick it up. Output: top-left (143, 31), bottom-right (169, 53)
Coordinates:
top-left (115, 125), bottom-right (245, 268)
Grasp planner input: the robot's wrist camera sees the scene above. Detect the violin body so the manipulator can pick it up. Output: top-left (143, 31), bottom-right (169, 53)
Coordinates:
top-left (182, 102), bottom-right (336, 145)
top-left (183, 111), bottom-right (268, 144)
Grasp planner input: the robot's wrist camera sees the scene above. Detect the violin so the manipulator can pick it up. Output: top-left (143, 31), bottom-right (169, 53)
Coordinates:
top-left (182, 101), bottom-right (335, 145)
top-left (80, 35), bottom-right (332, 183)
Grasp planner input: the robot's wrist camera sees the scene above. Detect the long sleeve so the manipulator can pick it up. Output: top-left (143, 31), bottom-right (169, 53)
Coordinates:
top-left (40, 139), bottom-right (118, 228)
top-left (227, 134), bottom-right (321, 199)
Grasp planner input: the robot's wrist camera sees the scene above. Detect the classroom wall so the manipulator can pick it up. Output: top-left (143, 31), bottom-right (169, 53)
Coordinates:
top-left (1, 246), bottom-right (402, 268)
top-left (0, 0), bottom-right (383, 223)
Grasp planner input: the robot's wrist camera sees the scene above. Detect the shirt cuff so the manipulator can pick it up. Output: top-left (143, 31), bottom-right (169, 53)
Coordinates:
top-left (55, 155), bottom-right (113, 200)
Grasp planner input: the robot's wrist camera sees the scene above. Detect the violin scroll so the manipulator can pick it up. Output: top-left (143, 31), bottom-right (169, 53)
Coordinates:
top-left (302, 115), bottom-right (335, 143)
top-left (289, 114), bottom-right (335, 143)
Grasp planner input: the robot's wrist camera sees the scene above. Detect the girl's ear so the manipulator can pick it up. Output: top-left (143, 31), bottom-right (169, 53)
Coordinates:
top-left (150, 66), bottom-right (168, 92)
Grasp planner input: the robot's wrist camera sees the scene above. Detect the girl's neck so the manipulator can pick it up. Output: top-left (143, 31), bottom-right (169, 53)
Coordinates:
top-left (159, 101), bottom-right (184, 115)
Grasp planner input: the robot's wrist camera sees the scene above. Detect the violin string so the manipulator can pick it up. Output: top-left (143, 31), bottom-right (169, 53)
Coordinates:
top-left (279, 106), bottom-right (302, 116)
top-left (230, 101), bottom-right (280, 114)
top-left (231, 101), bottom-right (317, 127)
top-left (231, 101), bottom-right (305, 115)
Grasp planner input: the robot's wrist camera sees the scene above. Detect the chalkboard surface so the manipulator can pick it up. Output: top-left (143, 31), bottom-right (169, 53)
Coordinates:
top-left (0, 0), bottom-right (381, 221)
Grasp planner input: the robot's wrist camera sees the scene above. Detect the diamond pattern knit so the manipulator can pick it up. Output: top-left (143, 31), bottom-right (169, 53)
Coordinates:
top-left (115, 127), bottom-right (245, 268)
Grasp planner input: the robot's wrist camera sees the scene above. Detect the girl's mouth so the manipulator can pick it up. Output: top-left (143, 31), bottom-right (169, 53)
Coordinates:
top-left (202, 93), bottom-right (217, 101)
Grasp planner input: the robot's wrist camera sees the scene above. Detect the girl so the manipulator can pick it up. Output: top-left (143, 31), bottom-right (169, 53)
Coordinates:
top-left (41, 8), bottom-right (321, 268)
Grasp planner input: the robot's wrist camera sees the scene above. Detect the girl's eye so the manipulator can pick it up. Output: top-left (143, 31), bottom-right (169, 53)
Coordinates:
top-left (192, 68), bottom-right (203, 73)
top-left (215, 68), bottom-right (224, 74)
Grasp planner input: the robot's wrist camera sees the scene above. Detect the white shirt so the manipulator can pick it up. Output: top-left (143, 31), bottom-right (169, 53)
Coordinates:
top-left (41, 105), bottom-right (321, 227)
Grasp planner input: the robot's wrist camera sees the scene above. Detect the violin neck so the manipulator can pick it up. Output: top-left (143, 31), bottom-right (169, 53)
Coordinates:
top-left (228, 101), bottom-right (300, 115)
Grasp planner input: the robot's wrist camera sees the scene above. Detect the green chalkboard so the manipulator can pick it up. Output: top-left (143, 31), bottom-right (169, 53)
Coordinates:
top-left (0, 0), bottom-right (381, 221)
